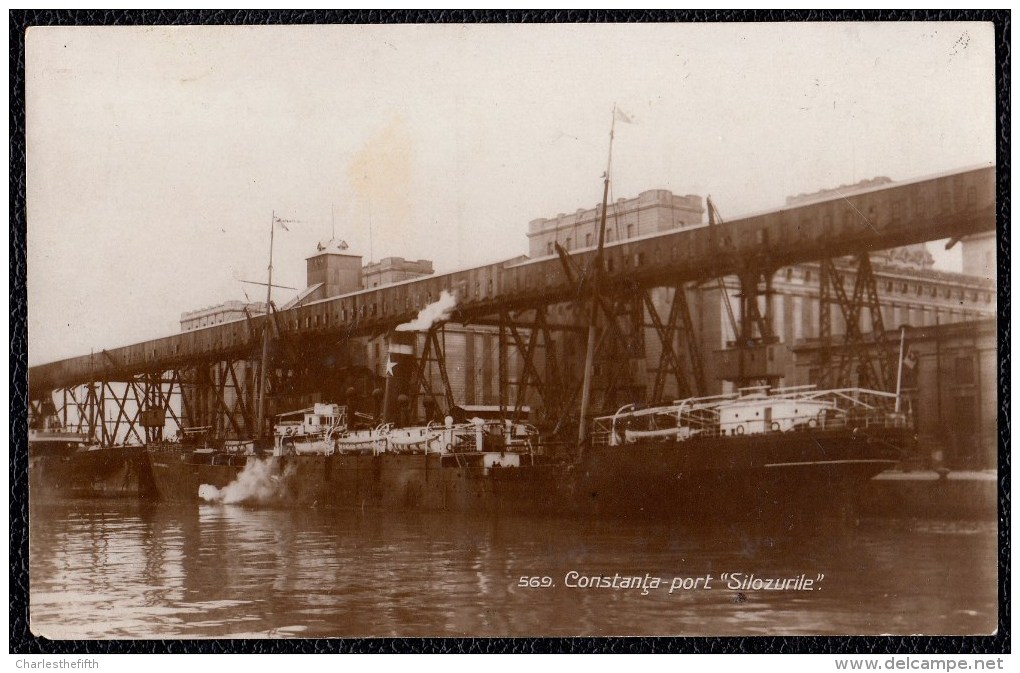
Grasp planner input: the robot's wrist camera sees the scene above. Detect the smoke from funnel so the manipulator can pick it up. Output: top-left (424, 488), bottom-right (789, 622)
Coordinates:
top-left (396, 290), bottom-right (457, 332)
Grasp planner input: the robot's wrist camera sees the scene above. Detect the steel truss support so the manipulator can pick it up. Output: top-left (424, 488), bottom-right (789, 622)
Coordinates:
top-left (476, 285), bottom-right (708, 434)
top-left (498, 313), bottom-right (509, 419)
top-left (396, 305), bottom-right (581, 433)
top-left (597, 293), bottom-right (646, 409)
top-left (644, 285), bottom-right (706, 403)
top-left (498, 305), bottom-right (576, 426)
top-left (494, 305), bottom-right (581, 435)
top-left (818, 254), bottom-right (894, 390)
top-left (192, 358), bottom-right (259, 439)
top-left (730, 268), bottom-right (781, 388)
top-left (737, 270), bottom-right (775, 347)
top-left (407, 326), bottom-right (457, 423)
top-left (43, 361), bottom-right (258, 446)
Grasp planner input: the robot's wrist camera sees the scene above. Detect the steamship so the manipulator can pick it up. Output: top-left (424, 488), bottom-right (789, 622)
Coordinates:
top-left (577, 386), bottom-right (908, 518)
top-left (29, 418), bottom-right (156, 499)
top-left (144, 329), bottom-right (571, 511)
top-left (144, 327), bottom-right (907, 518)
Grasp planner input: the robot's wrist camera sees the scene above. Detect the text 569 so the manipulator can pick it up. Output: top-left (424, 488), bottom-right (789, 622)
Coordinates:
top-left (518, 576), bottom-right (554, 588)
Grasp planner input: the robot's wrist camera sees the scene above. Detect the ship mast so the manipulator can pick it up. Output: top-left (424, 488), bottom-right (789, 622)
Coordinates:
top-left (577, 107), bottom-right (619, 444)
top-left (256, 211), bottom-right (277, 441)
top-left (256, 212), bottom-right (297, 441)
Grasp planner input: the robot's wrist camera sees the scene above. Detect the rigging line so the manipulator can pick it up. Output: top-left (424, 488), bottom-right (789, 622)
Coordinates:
top-left (834, 189), bottom-right (879, 234)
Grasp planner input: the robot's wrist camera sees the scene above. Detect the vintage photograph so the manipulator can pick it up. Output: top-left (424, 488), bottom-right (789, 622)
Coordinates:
top-left (23, 21), bottom-right (998, 639)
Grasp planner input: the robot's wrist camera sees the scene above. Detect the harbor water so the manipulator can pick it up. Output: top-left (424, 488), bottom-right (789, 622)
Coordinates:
top-left (29, 498), bottom-right (997, 639)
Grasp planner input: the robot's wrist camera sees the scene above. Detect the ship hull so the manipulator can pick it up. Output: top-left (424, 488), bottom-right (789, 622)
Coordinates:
top-left (577, 427), bottom-right (907, 520)
top-left (145, 426), bottom-right (906, 519)
top-left (147, 450), bottom-right (571, 512)
top-left (29, 446), bottom-right (157, 499)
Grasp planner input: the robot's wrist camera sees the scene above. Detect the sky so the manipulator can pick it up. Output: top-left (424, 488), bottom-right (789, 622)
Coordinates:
top-left (25, 22), bottom-right (996, 366)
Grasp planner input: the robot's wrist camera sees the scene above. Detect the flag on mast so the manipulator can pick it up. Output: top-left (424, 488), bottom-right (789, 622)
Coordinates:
top-left (614, 107), bottom-right (636, 124)
top-left (273, 216), bottom-right (298, 231)
top-left (903, 348), bottom-right (918, 370)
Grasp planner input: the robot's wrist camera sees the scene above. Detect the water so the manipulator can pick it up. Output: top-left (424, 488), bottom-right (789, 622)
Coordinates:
top-left (29, 499), bottom-right (997, 638)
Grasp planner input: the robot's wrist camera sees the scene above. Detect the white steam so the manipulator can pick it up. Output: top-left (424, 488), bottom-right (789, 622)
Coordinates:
top-left (198, 458), bottom-right (293, 505)
top-left (396, 289), bottom-right (458, 332)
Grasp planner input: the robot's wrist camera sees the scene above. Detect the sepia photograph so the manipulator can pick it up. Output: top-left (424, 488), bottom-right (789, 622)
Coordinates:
top-left (20, 18), bottom-right (1000, 643)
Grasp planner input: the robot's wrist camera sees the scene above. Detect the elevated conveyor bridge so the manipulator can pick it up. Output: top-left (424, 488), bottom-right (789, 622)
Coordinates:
top-left (28, 165), bottom-right (995, 444)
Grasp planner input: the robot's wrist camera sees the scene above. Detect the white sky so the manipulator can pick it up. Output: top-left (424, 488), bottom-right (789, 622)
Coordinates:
top-left (26, 22), bottom-right (996, 366)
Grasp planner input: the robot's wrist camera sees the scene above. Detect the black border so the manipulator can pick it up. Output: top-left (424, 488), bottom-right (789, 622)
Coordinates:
top-left (9, 9), bottom-right (1010, 655)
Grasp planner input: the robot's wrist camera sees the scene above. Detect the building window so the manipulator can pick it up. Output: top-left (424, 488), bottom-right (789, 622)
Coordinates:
top-left (607, 229), bottom-right (614, 242)
top-left (547, 241), bottom-right (554, 256)
top-left (586, 233), bottom-right (592, 247)
top-left (565, 237), bottom-right (571, 251)
top-left (951, 395), bottom-right (977, 433)
top-left (954, 356), bottom-right (974, 385)
top-left (627, 224), bottom-right (634, 239)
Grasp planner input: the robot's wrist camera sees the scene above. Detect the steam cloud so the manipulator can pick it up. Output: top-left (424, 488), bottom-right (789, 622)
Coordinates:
top-left (198, 459), bottom-right (293, 505)
top-left (396, 290), bottom-right (458, 332)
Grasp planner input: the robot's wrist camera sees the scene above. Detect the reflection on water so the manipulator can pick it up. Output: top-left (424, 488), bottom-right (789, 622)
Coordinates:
top-left (29, 499), bottom-right (997, 638)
